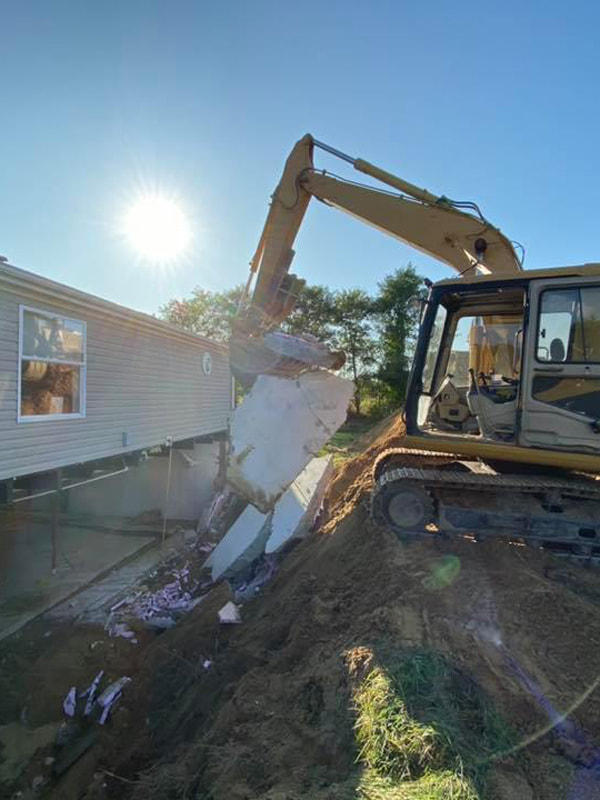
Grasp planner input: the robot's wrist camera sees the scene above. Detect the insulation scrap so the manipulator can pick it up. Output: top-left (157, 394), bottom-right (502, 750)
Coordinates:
top-left (106, 622), bottom-right (137, 642)
top-left (82, 671), bottom-right (104, 717)
top-left (233, 554), bottom-right (279, 603)
top-left (96, 677), bottom-right (131, 725)
top-left (110, 564), bottom-right (200, 624)
top-left (62, 687), bottom-right (77, 718)
top-left (218, 602), bottom-right (241, 624)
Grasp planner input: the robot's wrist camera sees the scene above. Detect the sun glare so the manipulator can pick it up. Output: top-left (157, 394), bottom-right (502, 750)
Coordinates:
top-left (123, 194), bottom-right (191, 262)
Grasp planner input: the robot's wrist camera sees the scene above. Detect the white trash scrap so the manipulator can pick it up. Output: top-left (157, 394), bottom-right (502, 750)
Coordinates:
top-left (218, 602), bottom-right (241, 624)
top-left (61, 673), bottom-right (131, 726)
top-left (62, 687), bottom-right (77, 718)
top-left (97, 677), bottom-right (132, 725)
top-left (82, 670), bottom-right (104, 716)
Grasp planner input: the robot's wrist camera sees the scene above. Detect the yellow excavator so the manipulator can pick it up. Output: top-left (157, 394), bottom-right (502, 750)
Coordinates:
top-left (233, 134), bottom-right (600, 559)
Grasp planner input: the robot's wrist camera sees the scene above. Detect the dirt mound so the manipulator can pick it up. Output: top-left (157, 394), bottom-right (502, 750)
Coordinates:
top-left (51, 415), bottom-right (600, 800)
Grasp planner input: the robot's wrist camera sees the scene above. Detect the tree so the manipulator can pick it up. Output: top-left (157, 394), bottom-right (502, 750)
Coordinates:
top-left (283, 284), bottom-right (337, 345)
top-left (373, 264), bottom-right (426, 404)
top-left (331, 288), bottom-right (378, 415)
top-left (158, 285), bottom-right (244, 341)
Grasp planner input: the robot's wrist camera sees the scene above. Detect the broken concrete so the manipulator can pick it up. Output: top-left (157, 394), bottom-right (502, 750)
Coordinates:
top-left (205, 456), bottom-right (334, 582)
top-left (265, 456), bottom-right (334, 553)
top-left (227, 371), bottom-right (353, 512)
top-left (205, 505), bottom-right (272, 582)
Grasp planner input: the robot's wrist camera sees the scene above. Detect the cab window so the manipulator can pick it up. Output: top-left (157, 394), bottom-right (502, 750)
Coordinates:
top-left (537, 286), bottom-right (600, 363)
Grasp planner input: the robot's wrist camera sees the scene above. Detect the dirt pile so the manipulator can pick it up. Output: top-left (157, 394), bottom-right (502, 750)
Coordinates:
top-left (43, 415), bottom-right (600, 799)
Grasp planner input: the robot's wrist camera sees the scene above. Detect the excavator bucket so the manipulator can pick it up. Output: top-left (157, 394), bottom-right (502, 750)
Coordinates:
top-left (230, 329), bottom-right (345, 386)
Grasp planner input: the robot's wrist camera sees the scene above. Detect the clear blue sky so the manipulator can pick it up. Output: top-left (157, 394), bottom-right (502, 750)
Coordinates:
top-left (2, 0), bottom-right (600, 314)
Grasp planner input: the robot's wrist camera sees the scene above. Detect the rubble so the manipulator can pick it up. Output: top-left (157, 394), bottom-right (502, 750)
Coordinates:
top-left (233, 554), bottom-right (279, 603)
top-left (205, 456), bottom-right (335, 582)
top-left (218, 601), bottom-right (241, 624)
top-left (96, 677), bottom-right (131, 725)
top-left (82, 671), bottom-right (104, 717)
top-left (265, 455), bottom-right (334, 553)
top-left (62, 688), bottom-right (76, 718)
top-left (227, 371), bottom-right (353, 511)
top-left (205, 505), bottom-right (272, 581)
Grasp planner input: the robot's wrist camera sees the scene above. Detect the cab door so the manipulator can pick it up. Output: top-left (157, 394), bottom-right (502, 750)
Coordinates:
top-left (519, 277), bottom-right (600, 454)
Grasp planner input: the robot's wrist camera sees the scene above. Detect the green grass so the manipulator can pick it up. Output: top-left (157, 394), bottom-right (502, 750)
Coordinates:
top-left (319, 415), bottom-right (380, 465)
top-left (351, 649), bottom-right (515, 800)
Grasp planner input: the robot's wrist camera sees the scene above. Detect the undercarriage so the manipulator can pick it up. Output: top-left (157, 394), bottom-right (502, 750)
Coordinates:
top-left (371, 448), bottom-right (600, 560)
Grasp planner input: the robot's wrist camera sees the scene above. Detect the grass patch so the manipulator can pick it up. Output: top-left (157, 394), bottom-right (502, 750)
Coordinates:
top-left (319, 415), bottom-right (380, 465)
top-left (357, 770), bottom-right (478, 800)
top-left (351, 649), bottom-right (515, 800)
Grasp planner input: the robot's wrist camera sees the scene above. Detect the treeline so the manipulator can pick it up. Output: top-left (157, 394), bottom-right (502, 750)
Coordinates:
top-left (159, 264), bottom-right (426, 416)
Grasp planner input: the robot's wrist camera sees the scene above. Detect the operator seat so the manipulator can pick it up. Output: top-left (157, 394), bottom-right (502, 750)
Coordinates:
top-left (550, 338), bottom-right (566, 362)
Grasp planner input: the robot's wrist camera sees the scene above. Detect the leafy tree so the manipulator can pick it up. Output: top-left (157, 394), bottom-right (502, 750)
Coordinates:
top-left (158, 285), bottom-right (244, 341)
top-left (283, 284), bottom-right (337, 345)
top-left (331, 288), bottom-right (378, 415)
top-left (158, 265), bottom-right (427, 416)
top-left (373, 264), bottom-right (426, 404)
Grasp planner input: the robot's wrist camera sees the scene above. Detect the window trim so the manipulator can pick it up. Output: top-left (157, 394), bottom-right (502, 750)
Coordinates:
top-left (535, 285), bottom-right (600, 365)
top-left (17, 304), bottom-right (87, 423)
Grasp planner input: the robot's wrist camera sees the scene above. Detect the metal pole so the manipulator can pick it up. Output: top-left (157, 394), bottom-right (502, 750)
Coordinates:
top-left (51, 470), bottom-right (61, 574)
top-left (161, 438), bottom-right (173, 549)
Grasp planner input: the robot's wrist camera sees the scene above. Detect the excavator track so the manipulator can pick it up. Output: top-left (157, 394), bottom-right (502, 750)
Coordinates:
top-left (370, 447), bottom-right (600, 561)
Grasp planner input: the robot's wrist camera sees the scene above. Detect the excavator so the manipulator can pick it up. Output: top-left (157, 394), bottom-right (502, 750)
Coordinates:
top-left (232, 134), bottom-right (600, 559)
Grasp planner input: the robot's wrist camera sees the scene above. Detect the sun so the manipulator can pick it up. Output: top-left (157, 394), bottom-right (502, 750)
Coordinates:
top-left (123, 194), bottom-right (191, 262)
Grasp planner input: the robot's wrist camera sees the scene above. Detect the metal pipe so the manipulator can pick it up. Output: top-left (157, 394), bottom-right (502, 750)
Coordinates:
top-left (161, 438), bottom-right (174, 549)
top-left (62, 465), bottom-right (128, 491)
top-left (13, 488), bottom-right (58, 504)
top-left (312, 137), bottom-right (441, 205)
top-left (312, 138), bottom-right (355, 165)
top-left (12, 463), bottom-right (129, 503)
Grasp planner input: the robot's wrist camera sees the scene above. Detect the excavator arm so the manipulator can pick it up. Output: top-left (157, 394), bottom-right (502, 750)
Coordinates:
top-left (239, 133), bottom-right (522, 334)
top-left (231, 134), bottom-right (522, 383)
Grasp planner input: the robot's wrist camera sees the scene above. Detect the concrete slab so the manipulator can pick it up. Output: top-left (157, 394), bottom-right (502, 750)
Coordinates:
top-left (205, 505), bottom-right (271, 581)
top-left (0, 511), bottom-right (157, 640)
top-left (227, 371), bottom-right (353, 512)
top-left (266, 456), bottom-right (334, 554)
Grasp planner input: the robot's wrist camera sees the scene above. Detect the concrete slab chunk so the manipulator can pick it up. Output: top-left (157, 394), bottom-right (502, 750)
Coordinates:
top-left (265, 456), bottom-right (334, 553)
top-left (204, 505), bottom-right (271, 581)
top-left (227, 371), bottom-right (353, 511)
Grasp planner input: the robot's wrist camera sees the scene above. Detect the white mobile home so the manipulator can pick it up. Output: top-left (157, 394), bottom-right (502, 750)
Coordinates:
top-left (0, 260), bottom-right (231, 484)
top-left (0, 260), bottom-right (232, 638)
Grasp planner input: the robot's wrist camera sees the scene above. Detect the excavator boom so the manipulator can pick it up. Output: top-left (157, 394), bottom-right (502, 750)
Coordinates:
top-left (241, 134), bottom-right (522, 335)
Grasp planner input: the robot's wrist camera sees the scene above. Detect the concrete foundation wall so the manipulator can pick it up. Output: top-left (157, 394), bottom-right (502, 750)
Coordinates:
top-left (68, 441), bottom-right (220, 520)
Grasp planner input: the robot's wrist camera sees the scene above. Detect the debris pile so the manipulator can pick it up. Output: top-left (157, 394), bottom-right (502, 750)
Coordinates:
top-left (65, 412), bottom-right (600, 800)
top-left (5, 412), bottom-right (600, 800)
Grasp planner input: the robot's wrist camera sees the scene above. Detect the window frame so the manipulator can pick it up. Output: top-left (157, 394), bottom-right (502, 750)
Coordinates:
top-left (535, 285), bottom-right (600, 365)
top-left (17, 304), bottom-right (87, 423)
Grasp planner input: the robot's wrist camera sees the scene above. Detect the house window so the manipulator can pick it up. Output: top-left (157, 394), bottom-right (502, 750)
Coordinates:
top-left (18, 306), bottom-right (86, 421)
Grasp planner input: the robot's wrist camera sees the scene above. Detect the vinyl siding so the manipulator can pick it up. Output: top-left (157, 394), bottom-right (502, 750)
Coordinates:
top-left (0, 273), bottom-right (231, 481)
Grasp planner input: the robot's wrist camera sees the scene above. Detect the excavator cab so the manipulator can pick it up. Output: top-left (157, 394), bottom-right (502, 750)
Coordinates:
top-left (404, 268), bottom-right (600, 471)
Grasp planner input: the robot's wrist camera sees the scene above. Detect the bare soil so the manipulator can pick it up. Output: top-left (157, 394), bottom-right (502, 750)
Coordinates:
top-left (4, 413), bottom-right (600, 799)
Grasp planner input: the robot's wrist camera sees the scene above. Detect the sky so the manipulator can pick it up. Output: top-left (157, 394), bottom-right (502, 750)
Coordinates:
top-left (2, 0), bottom-right (600, 315)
